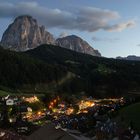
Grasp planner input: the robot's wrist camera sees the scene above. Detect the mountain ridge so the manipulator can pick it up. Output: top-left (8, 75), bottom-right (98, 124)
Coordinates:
top-left (55, 35), bottom-right (101, 56)
top-left (116, 55), bottom-right (140, 61)
top-left (0, 15), bottom-right (101, 56)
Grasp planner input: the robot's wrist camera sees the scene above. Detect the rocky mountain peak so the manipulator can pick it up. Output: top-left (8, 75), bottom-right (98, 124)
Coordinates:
top-left (14, 15), bottom-right (37, 22)
top-left (1, 15), bottom-right (55, 51)
top-left (1, 15), bottom-right (101, 56)
top-left (55, 35), bottom-right (101, 56)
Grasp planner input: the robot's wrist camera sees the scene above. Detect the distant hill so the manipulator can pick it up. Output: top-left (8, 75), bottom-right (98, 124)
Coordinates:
top-left (1, 44), bottom-right (140, 97)
top-left (116, 55), bottom-right (140, 61)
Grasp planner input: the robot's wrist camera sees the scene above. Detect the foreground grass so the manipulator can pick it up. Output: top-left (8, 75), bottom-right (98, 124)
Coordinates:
top-left (0, 90), bottom-right (13, 96)
top-left (118, 102), bottom-right (140, 132)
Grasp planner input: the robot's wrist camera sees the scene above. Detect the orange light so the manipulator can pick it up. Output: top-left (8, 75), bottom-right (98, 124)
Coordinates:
top-left (49, 105), bottom-right (52, 109)
top-left (66, 108), bottom-right (74, 115)
top-left (50, 102), bottom-right (54, 106)
top-left (83, 110), bottom-right (88, 113)
top-left (90, 102), bottom-right (95, 107)
top-left (78, 100), bottom-right (95, 110)
top-left (23, 96), bottom-right (39, 103)
top-left (37, 111), bottom-right (41, 116)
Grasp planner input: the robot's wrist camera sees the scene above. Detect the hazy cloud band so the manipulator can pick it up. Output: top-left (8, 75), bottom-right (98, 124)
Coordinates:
top-left (0, 2), bottom-right (136, 32)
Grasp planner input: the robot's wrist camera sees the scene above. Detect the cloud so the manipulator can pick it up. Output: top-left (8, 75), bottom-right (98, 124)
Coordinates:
top-left (0, 2), bottom-right (136, 32)
top-left (92, 36), bottom-right (120, 43)
top-left (59, 32), bottom-right (68, 38)
top-left (137, 44), bottom-right (140, 47)
top-left (103, 20), bottom-right (136, 32)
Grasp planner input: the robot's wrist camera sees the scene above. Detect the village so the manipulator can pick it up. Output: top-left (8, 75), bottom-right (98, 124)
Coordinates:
top-left (0, 94), bottom-right (139, 140)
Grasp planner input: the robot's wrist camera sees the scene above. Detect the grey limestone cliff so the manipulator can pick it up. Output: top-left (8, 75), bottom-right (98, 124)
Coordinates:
top-left (1, 15), bottom-right (55, 51)
top-left (55, 35), bottom-right (101, 56)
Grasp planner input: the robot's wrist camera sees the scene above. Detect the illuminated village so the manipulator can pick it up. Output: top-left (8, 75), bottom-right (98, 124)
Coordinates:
top-left (0, 94), bottom-right (139, 140)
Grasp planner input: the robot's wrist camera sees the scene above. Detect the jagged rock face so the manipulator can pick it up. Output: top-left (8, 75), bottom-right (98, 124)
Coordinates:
top-left (1, 15), bottom-right (55, 51)
top-left (55, 35), bottom-right (101, 56)
top-left (1, 15), bottom-right (101, 56)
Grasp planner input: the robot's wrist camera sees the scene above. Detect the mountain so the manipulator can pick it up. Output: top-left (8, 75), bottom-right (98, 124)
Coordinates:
top-left (116, 55), bottom-right (140, 61)
top-left (0, 15), bottom-right (101, 56)
top-left (1, 15), bottom-right (55, 51)
top-left (55, 35), bottom-right (101, 56)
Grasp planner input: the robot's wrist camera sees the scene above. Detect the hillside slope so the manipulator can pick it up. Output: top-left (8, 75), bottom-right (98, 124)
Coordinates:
top-left (118, 102), bottom-right (140, 133)
top-left (25, 45), bottom-right (140, 97)
top-left (0, 46), bottom-right (67, 93)
top-left (1, 44), bottom-right (140, 97)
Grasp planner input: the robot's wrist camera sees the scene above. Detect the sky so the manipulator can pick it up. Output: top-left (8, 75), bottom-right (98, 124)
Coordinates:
top-left (0, 0), bottom-right (140, 58)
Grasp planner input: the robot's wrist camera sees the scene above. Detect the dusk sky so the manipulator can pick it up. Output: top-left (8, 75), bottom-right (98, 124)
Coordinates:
top-left (0, 0), bottom-right (140, 57)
